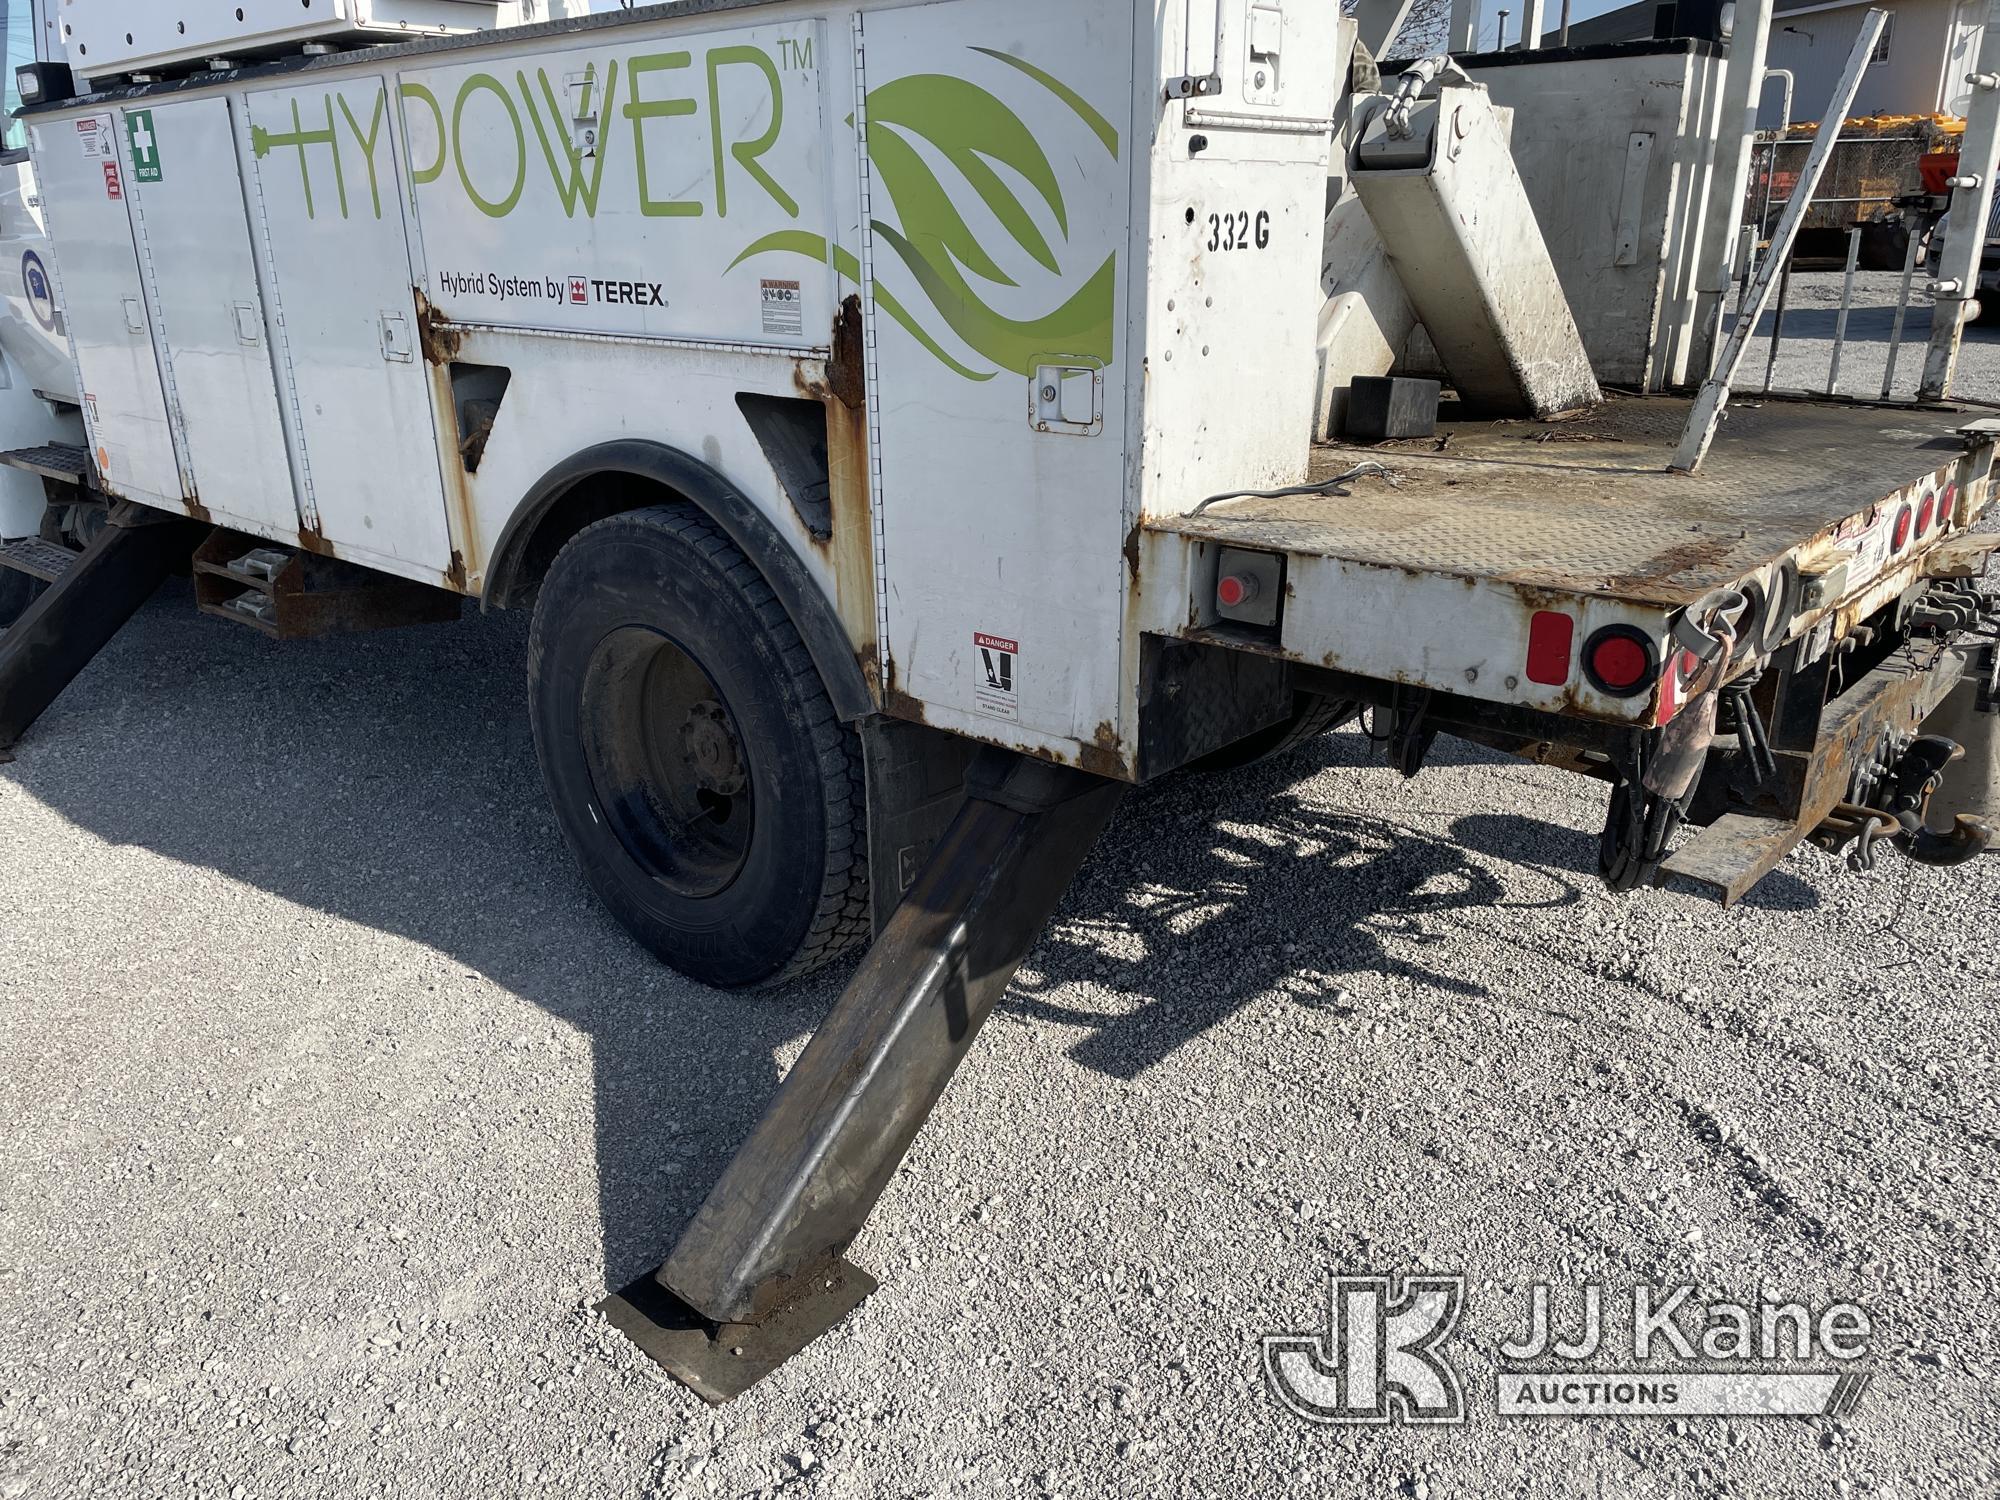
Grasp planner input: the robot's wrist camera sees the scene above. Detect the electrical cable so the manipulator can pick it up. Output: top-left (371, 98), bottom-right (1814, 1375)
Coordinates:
top-left (1190, 462), bottom-right (1397, 516)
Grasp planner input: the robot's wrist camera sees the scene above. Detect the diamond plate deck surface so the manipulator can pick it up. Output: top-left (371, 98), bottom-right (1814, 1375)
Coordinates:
top-left (1149, 397), bottom-right (1974, 608)
top-left (0, 443), bottom-right (91, 484)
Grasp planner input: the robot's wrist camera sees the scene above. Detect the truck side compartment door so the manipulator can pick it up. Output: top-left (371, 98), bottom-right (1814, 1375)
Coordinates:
top-left (122, 97), bottom-right (301, 538)
top-left (245, 79), bottom-right (456, 585)
top-left (858, 0), bottom-right (1135, 758)
top-left (26, 112), bottom-right (183, 510)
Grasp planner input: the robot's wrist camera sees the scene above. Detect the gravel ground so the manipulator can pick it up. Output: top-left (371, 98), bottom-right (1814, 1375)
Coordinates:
top-left (2, 277), bottom-right (1997, 1499)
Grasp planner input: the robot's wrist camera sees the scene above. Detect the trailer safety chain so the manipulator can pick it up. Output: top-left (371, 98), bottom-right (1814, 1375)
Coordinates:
top-left (1817, 802), bottom-right (1906, 873)
top-left (1599, 738), bottom-right (1696, 893)
top-left (1824, 733), bottom-right (1990, 871)
top-left (1360, 686), bottom-right (1437, 779)
top-left (1719, 667), bottom-right (1778, 787)
top-left (1190, 462), bottom-right (1397, 516)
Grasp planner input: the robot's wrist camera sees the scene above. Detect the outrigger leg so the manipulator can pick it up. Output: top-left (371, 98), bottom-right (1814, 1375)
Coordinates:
top-left (602, 748), bottom-right (1125, 1403)
top-left (0, 503), bottom-right (204, 760)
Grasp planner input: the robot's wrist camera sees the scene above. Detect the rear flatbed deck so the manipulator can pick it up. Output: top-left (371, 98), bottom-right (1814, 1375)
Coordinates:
top-left (1140, 395), bottom-right (1993, 727)
top-left (1153, 394), bottom-right (1979, 610)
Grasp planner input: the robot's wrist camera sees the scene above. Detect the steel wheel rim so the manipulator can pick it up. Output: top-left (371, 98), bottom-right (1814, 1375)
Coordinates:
top-left (579, 626), bottom-right (755, 900)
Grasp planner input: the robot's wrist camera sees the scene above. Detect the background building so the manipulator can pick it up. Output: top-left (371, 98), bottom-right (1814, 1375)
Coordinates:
top-left (1542, 0), bottom-right (1981, 125)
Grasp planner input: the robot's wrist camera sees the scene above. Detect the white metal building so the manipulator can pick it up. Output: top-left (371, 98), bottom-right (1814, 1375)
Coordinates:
top-left (1553, 0), bottom-right (1982, 125)
top-left (1764, 0), bottom-right (1982, 123)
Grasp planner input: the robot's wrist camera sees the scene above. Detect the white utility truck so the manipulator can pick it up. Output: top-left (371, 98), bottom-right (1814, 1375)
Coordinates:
top-left (2, 0), bottom-right (1997, 1400)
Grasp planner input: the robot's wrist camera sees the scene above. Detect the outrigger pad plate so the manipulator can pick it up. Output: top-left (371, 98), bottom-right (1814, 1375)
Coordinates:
top-left (599, 1259), bottom-right (878, 1404)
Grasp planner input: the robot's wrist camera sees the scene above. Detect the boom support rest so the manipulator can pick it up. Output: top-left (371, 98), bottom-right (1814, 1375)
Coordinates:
top-left (602, 749), bottom-right (1126, 1402)
top-left (0, 504), bottom-right (204, 758)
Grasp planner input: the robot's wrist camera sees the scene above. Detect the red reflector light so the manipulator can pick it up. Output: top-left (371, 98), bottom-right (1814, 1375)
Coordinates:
top-left (1525, 610), bottom-right (1575, 686)
top-left (1940, 482), bottom-right (1959, 528)
top-left (1217, 574), bottom-right (1257, 608)
top-left (1582, 625), bottom-right (1657, 697)
top-left (1918, 494), bottom-right (1936, 536)
top-left (1892, 505), bottom-right (1913, 551)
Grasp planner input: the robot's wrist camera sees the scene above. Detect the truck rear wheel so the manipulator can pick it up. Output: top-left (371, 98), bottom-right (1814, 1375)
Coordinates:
top-left (0, 568), bottom-right (40, 629)
top-left (1187, 692), bottom-right (1359, 773)
top-left (528, 505), bottom-right (869, 989)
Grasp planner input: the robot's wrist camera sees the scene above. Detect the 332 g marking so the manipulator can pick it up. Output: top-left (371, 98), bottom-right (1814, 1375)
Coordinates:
top-left (1207, 209), bottom-right (1271, 252)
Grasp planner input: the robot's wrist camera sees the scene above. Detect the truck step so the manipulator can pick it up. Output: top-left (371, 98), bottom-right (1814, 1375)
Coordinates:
top-left (0, 537), bottom-right (80, 585)
top-left (191, 531), bottom-right (460, 640)
top-left (0, 443), bottom-right (92, 486)
top-left (216, 589), bottom-right (278, 627)
top-left (1659, 813), bottom-right (1808, 906)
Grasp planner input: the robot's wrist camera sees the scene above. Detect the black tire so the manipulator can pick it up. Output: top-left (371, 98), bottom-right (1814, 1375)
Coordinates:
top-left (1187, 692), bottom-right (1360, 773)
top-left (528, 504), bottom-right (869, 989)
top-left (0, 567), bottom-right (40, 629)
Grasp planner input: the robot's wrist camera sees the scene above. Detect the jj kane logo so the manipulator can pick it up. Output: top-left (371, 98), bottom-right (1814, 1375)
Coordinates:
top-left (1265, 1274), bottom-right (1873, 1425)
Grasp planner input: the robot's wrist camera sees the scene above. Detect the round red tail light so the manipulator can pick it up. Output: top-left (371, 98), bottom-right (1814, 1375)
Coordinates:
top-left (1217, 574), bottom-right (1258, 608)
top-left (1940, 482), bottom-right (1959, 529)
top-left (1892, 504), bottom-right (1913, 551)
top-left (1583, 625), bottom-right (1658, 697)
top-left (1918, 494), bottom-right (1936, 536)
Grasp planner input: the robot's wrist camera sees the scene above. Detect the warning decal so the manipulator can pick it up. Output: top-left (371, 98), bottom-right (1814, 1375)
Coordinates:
top-left (760, 279), bottom-right (803, 338)
top-left (74, 117), bottom-right (110, 159)
top-left (974, 633), bottom-right (1018, 722)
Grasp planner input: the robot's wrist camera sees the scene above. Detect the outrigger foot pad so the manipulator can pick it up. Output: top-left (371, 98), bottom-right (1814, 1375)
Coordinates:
top-left (600, 1257), bottom-right (878, 1404)
top-left (609, 748), bottom-right (1125, 1402)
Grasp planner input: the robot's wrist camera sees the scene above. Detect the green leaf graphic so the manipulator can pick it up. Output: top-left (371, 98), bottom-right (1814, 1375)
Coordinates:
top-left (971, 48), bottom-right (1120, 160)
top-left (869, 123), bottom-right (1017, 288)
top-left (728, 51), bottom-right (1120, 383)
top-left (867, 73), bottom-right (1067, 271)
top-left (873, 221), bottom-right (1114, 375)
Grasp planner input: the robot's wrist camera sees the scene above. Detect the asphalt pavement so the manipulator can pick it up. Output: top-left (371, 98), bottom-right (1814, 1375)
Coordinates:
top-left (1, 277), bottom-right (1996, 1499)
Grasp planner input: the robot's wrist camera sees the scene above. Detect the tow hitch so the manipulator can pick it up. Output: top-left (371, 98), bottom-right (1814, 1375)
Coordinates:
top-left (602, 749), bottom-right (1125, 1402)
top-left (1812, 652), bottom-right (2000, 871)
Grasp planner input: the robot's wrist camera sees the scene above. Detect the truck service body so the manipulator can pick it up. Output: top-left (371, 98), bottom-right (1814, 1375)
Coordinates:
top-left (1, 0), bottom-right (1997, 1400)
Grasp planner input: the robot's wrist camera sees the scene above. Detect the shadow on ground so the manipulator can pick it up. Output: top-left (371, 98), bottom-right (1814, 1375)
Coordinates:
top-left (0, 586), bottom-right (1816, 1287)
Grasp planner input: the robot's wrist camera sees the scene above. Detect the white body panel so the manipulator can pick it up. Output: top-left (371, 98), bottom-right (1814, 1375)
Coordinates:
top-left (1352, 84), bottom-right (1601, 419)
top-left (25, 0), bottom-right (1345, 770)
top-left (125, 96), bottom-right (299, 535)
top-left (61, 0), bottom-right (502, 82)
top-left (244, 77), bottom-right (456, 574)
top-left (402, 18), bottom-right (838, 348)
top-left (1468, 45), bottom-right (1723, 391)
top-left (1141, 0), bottom-right (1338, 515)
top-left (857, 0), bottom-right (1135, 754)
top-left (29, 110), bottom-right (182, 506)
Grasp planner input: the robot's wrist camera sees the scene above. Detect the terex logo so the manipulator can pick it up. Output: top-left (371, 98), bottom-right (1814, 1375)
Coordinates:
top-left (571, 276), bottom-right (665, 308)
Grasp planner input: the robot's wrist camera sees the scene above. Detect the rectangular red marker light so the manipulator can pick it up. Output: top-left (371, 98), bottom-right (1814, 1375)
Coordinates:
top-left (1526, 610), bottom-right (1576, 686)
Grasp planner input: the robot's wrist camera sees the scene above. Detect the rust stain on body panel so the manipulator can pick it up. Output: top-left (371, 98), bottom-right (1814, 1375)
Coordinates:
top-left (414, 286), bottom-right (482, 599)
top-left (806, 295), bottom-right (880, 701)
